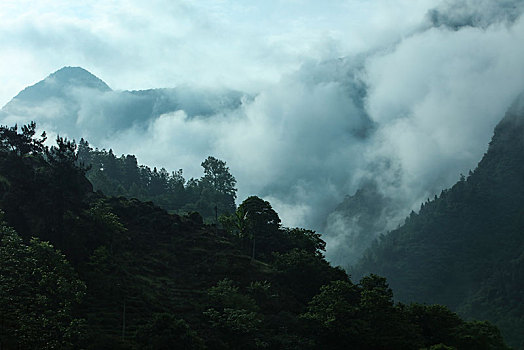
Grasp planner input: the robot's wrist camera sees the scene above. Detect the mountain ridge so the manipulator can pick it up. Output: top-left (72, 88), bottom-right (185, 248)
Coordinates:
top-left (0, 67), bottom-right (247, 144)
top-left (9, 66), bottom-right (111, 104)
top-left (353, 92), bottom-right (524, 348)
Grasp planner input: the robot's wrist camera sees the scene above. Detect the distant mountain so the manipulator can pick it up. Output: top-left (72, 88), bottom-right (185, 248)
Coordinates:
top-left (0, 67), bottom-right (247, 143)
top-left (353, 92), bottom-right (524, 349)
top-left (13, 66), bottom-right (111, 101)
top-left (324, 181), bottom-right (402, 267)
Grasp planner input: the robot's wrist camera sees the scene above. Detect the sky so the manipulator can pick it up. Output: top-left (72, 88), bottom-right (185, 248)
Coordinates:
top-left (0, 0), bottom-right (437, 106)
top-left (2, 0), bottom-right (524, 265)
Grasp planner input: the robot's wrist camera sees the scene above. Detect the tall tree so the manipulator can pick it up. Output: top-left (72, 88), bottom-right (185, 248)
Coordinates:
top-left (237, 196), bottom-right (281, 260)
top-left (199, 156), bottom-right (237, 217)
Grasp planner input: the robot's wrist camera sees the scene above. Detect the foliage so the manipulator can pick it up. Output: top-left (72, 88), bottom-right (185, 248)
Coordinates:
top-left (273, 248), bottom-right (348, 303)
top-left (199, 156), bottom-right (237, 215)
top-left (354, 104), bottom-right (524, 348)
top-left (0, 121), bottom-right (47, 156)
top-left (78, 139), bottom-right (237, 221)
top-left (302, 277), bottom-right (509, 350)
top-left (223, 196), bottom-right (327, 262)
top-left (0, 216), bottom-right (86, 349)
top-left (0, 122), bottom-right (512, 349)
top-left (136, 313), bottom-right (205, 350)
top-left (204, 278), bottom-right (263, 348)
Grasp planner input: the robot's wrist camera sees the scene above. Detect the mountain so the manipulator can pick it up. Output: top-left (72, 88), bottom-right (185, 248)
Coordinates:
top-left (323, 181), bottom-right (402, 267)
top-left (354, 93), bottom-right (524, 349)
top-left (12, 66), bottom-right (111, 101)
top-left (0, 123), bottom-right (510, 349)
top-left (0, 67), bottom-right (247, 143)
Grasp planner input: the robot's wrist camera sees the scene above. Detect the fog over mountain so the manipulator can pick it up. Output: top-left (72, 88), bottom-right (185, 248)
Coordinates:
top-left (1, 0), bottom-right (524, 266)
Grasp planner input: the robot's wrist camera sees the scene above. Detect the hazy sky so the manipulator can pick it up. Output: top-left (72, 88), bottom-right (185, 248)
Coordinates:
top-left (0, 0), bottom-right (436, 107)
top-left (2, 0), bottom-right (524, 265)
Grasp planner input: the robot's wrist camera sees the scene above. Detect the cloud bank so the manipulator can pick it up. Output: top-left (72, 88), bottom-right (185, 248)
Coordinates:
top-left (2, 0), bottom-right (524, 266)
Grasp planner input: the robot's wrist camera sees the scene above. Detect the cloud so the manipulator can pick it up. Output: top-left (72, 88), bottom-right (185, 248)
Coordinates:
top-left (364, 16), bottom-right (524, 202)
top-left (323, 6), bottom-right (524, 266)
top-left (2, 0), bottom-right (524, 267)
top-left (100, 59), bottom-right (372, 229)
top-left (0, 0), bottom-right (437, 106)
top-left (427, 0), bottom-right (524, 29)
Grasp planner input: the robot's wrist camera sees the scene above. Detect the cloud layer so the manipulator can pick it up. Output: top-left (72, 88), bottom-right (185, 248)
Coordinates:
top-left (2, 0), bottom-right (524, 266)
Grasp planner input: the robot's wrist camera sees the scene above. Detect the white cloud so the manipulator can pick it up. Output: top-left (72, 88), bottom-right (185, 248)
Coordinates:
top-left (2, 0), bottom-right (524, 266)
top-left (0, 0), bottom-right (439, 106)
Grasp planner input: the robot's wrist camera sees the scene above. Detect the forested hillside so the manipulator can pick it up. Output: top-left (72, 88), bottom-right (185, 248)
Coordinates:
top-left (77, 138), bottom-right (237, 221)
top-left (354, 95), bottom-right (524, 349)
top-left (0, 122), bottom-right (510, 349)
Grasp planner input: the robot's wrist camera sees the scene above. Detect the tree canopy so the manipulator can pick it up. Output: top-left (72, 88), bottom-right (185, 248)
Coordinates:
top-left (0, 122), bottom-right (512, 349)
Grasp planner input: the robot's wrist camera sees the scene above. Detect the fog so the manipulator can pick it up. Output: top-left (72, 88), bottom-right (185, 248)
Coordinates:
top-left (2, 0), bottom-right (524, 266)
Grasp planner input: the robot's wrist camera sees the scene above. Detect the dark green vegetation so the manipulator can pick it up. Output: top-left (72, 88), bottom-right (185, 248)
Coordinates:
top-left (0, 123), bottom-right (510, 349)
top-left (78, 139), bottom-right (237, 221)
top-left (355, 96), bottom-right (524, 349)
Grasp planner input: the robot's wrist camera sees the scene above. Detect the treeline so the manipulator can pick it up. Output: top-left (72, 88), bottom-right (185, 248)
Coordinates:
top-left (0, 123), bottom-right (512, 349)
top-left (354, 107), bottom-right (524, 348)
top-left (77, 139), bottom-right (236, 220)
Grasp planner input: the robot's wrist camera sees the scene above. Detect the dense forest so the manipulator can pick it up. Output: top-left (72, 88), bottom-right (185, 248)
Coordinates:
top-left (0, 122), bottom-right (511, 349)
top-left (77, 138), bottom-right (237, 221)
top-left (354, 97), bottom-right (524, 349)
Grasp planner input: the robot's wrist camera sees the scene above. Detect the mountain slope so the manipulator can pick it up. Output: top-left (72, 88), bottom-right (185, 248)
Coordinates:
top-left (324, 181), bottom-right (400, 267)
top-left (354, 93), bottom-right (524, 349)
top-left (0, 67), bottom-right (247, 143)
top-left (0, 123), bottom-right (510, 349)
top-left (11, 66), bottom-right (111, 101)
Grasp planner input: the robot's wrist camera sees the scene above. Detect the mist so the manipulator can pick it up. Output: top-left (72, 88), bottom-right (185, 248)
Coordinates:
top-left (2, 0), bottom-right (524, 267)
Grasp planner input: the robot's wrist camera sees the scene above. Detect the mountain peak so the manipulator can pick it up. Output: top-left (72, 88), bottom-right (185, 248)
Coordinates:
top-left (8, 66), bottom-right (111, 103)
top-left (47, 66), bottom-right (111, 91)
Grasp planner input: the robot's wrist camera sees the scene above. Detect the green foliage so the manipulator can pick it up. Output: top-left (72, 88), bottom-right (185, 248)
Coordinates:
top-left (0, 122), bottom-right (512, 349)
top-left (0, 216), bottom-right (86, 349)
top-left (273, 248), bottom-right (348, 302)
top-left (199, 156), bottom-right (237, 216)
top-left (136, 313), bottom-right (205, 350)
top-left (204, 279), bottom-right (263, 348)
top-left (354, 107), bottom-right (524, 348)
top-left (406, 304), bottom-right (463, 347)
top-left (236, 196), bottom-right (282, 260)
top-left (219, 205), bottom-right (248, 238)
top-left (207, 278), bottom-right (259, 311)
top-left (204, 308), bottom-right (261, 334)
top-left (79, 139), bottom-right (237, 221)
top-left (302, 280), bottom-right (361, 329)
top-left (454, 321), bottom-right (510, 350)
top-left (0, 121), bottom-right (47, 156)
top-left (302, 276), bottom-right (510, 350)
top-left (283, 227), bottom-right (326, 256)
top-left (422, 345), bottom-right (456, 350)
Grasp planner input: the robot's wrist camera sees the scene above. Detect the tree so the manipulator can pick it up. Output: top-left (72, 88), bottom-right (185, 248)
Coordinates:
top-left (203, 279), bottom-right (262, 348)
top-left (284, 227), bottom-right (326, 256)
top-left (0, 122), bottom-right (47, 156)
top-left (0, 216), bottom-right (86, 349)
top-left (273, 248), bottom-right (348, 302)
top-left (201, 156), bottom-right (237, 198)
top-left (301, 280), bottom-right (362, 348)
top-left (77, 138), bottom-right (92, 169)
top-left (136, 314), bottom-right (205, 350)
top-left (199, 156), bottom-right (237, 216)
top-left (237, 196), bottom-right (281, 260)
top-left (406, 304), bottom-right (462, 348)
top-left (46, 136), bottom-right (79, 170)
